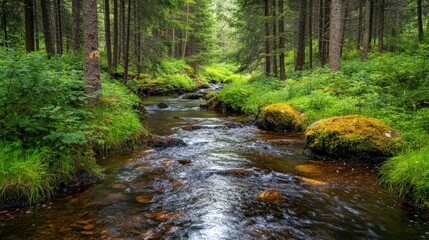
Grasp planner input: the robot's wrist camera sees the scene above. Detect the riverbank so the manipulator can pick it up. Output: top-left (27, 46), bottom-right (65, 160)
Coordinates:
top-left (212, 51), bottom-right (429, 207)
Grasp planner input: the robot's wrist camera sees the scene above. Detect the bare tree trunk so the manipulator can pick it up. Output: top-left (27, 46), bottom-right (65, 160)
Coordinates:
top-left (340, 0), bottom-right (348, 57)
top-left (104, 0), bottom-right (112, 71)
top-left (54, 0), bottom-right (62, 55)
top-left (34, 0), bottom-right (40, 50)
top-left (123, 0), bottom-right (131, 82)
top-left (72, 0), bottom-right (81, 52)
top-left (295, 0), bottom-right (307, 71)
top-left (322, 0), bottom-right (330, 66)
top-left (378, 0), bottom-right (385, 52)
top-left (362, 0), bottom-right (371, 60)
top-left (113, 0), bottom-right (119, 70)
top-left (369, 0), bottom-right (374, 47)
top-left (119, 0), bottom-right (125, 64)
top-left (357, 0), bottom-right (362, 49)
top-left (272, 0), bottom-right (278, 76)
top-left (418, 0), bottom-right (424, 42)
top-left (40, 0), bottom-right (55, 55)
top-left (83, 0), bottom-right (101, 105)
top-left (264, 0), bottom-right (271, 75)
top-left (25, 0), bottom-right (35, 52)
top-left (329, 0), bottom-right (342, 72)
top-left (278, 0), bottom-right (286, 80)
top-left (318, 0), bottom-right (324, 63)
top-left (309, 0), bottom-right (313, 69)
top-left (182, 2), bottom-right (190, 58)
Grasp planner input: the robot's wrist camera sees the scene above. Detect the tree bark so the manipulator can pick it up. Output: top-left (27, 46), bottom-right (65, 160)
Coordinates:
top-left (278, 0), bottom-right (286, 80)
top-left (40, 0), bottom-right (55, 55)
top-left (264, 0), bottom-right (271, 75)
top-left (295, 0), bottom-right (307, 71)
top-left (25, 0), bottom-right (35, 52)
top-left (54, 0), bottom-right (62, 55)
top-left (418, 0), bottom-right (424, 42)
top-left (272, 0), bottom-right (278, 76)
top-left (309, 0), bottom-right (313, 69)
top-left (322, 0), bottom-right (330, 66)
top-left (318, 0), bottom-right (324, 64)
top-left (378, 0), bottom-right (385, 52)
top-left (72, 0), bottom-right (82, 52)
top-left (83, 0), bottom-right (101, 105)
top-left (123, 0), bottom-right (131, 82)
top-left (362, 0), bottom-right (371, 60)
top-left (357, 0), bottom-right (363, 49)
top-left (104, 0), bottom-right (112, 71)
top-left (119, 0), bottom-right (125, 64)
top-left (182, 2), bottom-right (190, 58)
top-left (34, 0), bottom-right (40, 51)
top-left (113, 0), bottom-right (119, 70)
top-left (329, 0), bottom-right (342, 72)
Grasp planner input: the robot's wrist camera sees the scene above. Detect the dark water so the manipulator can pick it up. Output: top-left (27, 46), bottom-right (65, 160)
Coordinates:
top-left (1, 90), bottom-right (429, 239)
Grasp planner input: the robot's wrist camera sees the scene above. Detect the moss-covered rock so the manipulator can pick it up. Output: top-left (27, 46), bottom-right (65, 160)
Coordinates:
top-left (304, 115), bottom-right (403, 162)
top-left (255, 104), bottom-right (305, 132)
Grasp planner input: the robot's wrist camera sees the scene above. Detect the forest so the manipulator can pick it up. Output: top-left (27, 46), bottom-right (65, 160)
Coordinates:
top-left (0, 0), bottom-right (428, 239)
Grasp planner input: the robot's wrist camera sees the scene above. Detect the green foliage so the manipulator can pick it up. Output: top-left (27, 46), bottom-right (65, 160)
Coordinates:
top-left (197, 63), bottom-right (235, 83)
top-left (380, 146), bottom-right (429, 207)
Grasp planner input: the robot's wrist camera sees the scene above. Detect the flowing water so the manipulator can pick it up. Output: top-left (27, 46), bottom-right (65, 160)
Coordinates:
top-left (1, 90), bottom-right (429, 239)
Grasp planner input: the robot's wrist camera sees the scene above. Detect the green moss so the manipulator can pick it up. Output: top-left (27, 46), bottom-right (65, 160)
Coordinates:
top-left (256, 104), bottom-right (305, 132)
top-left (305, 115), bottom-right (403, 161)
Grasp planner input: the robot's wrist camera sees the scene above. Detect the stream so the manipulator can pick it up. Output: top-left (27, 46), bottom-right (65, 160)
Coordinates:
top-left (1, 90), bottom-right (429, 239)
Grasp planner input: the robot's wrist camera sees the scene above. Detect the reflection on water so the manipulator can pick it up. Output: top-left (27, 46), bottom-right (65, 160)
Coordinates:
top-left (1, 93), bottom-right (429, 240)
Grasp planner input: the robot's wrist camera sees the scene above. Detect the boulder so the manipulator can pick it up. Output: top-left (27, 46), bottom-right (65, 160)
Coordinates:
top-left (304, 115), bottom-right (403, 162)
top-left (148, 136), bottom-right (187, 148)
top-left (255, 104), bottom-right (305, 132)
top-left (157, 102), bottom-right (169, 109)
top-left (182, 93), bottom-right (203, 100)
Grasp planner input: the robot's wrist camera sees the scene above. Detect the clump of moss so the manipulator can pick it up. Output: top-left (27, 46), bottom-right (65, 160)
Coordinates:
top-left (305, 115), bottom-right (403, 162)
top-left (255, 103), bottom-right (305, 132)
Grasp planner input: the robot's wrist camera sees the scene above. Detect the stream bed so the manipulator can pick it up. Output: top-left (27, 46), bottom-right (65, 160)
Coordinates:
top-left (1, 93), bottom-right (429, 239)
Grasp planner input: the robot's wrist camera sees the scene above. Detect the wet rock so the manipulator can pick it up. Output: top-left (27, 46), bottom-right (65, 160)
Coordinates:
top-left (257, 189), bottom-right (282, 202)
top-left (218, 168), bottom-right (255, 177)
top-left (304, 115), bottom-right (403, 162)
top-left (82, 224), bottom-right (96, 231)
top-left (182, 93), bottom-right (203, 100)
top-left (75, 220), bottom-right (92, 225)
top-left (295, 164), bottom-right (322, 174)
top-left (139, 231), bottom-right (158, 238)
top-left (112, 183), bottom-right (127, 189)
top-left (255, 104), bottom-right (305, 132)
top-left (161, 161), bottom-right (176, 166)
top-left (298, 177), bottom-right (327, 186)
top-left (178, 159), bottom-right (192, 165)
top-left (135, 195), bottom-right (152, 203)
top-left (266, 139), bottom-right (305, 147)
top-left (145, 212), bottom-right (182, 222)
top-left (181, 125), bottom-right (203, 131)
top-left (106, 193), bottom-right (127, 201)
top-left (157, 102), bottom-right (169, 109)
top-left (148, 136), bottom-right (187, 148)
top-left (80, 231), bottom-right (94, 236)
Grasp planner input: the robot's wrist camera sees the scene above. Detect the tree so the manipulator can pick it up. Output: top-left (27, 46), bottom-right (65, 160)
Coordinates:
top-left (308, 0), bottom-right (313, 69)
top-left (417, 0), bottom-right (424, 42)
top-left (72, 0), bottom-right (82, 52)
top-left (278, 0), bottom-right (286, 80)
top-left (182, 1), bottom-right (190, 58)
top-left (40, 0), bottom-right (55, 55)
top-left (295, 0), bottom-right (307, 71)
top-left (362, 0), bottom-right (371, 60)
top-left (123, 0), bottom-right (131, 82)
top-left (272, 0), bottom-right (278, 76)
top-left (113, 0), bottom-right (119, 70)
top-left (329, 0), bottom-right (342, 71)
top-left (378, 0), bottom-right (385, 52)
top-left (24, 0), bottom-right (35, 52)
top-left (83, 0), bottom-right (101, 104)
top-left (104, 0), bottom-right (112, 71)
top-left (54, 0), bottom-right (62, 55)
top-left (264, 0), bottom-right (271, 75)
top-left (2, 0), bottom-right (7, 47)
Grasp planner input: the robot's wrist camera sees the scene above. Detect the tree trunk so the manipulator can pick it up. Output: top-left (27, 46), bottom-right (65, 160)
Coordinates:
top-left (182, 2), bottom-right (190, 58)
top-left (72, 0), bottom-right (82, 52)
top-left (309, 0), bottom-right (313, 69)
top-left (295, 0), bottom-right (307, 71)
top-left (340, 0), bottom-right (348, 57)
top-left (123, 0), bottom-right (131, 82)
top-left (362, 0), bottom-right (371, 60)
top-left (54, 0), bottom-right (62, 55)
top-left (322, 0), bottom-right (330, 66)
top-left (272, 0), bottom-right (278, 76)
top-left (113, 0), bottom-right (119, 70)
top-left (40, 0), bottom-right (55, 55)
top-left (378, 0), bottom-right (385, 52)
top-left (329, 0), bottom-right (342, 72)
top-left (104, 0), bottom-right (112, 71)
top-left (83, 0), bottom-right (101, 105)
top-left (357, 0), bottom-right (363, 49)
top-left (264, 0), bottom-right (271, 75)
top-left (418, 0), bottom-right (424, 42)
top-left (119, 0), bottom-right (125, 64)
top-left (368, 0), bottom-right (373, 49)
top-left (278, 0), bottom-right (286, 80)
top-left (25, 0), bottom-right (35, 52)
top-left (34, 0), bottom-right (40, 50)
top-left (318, 0), bottom-right (324, 64)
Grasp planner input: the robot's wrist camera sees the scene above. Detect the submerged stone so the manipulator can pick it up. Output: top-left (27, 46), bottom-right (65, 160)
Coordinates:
top-left (304, 115), bottom-right (403, 162)
top-left (135, 195), bottom-right (152, 203)
top-left (257, 189), bottom-right (282, 202)
top-left (178, 159), bottom-right (192, 165)
top-left (148, 136), bottom-right (187, 148)
top-left (182, 93), bottom-right (203, 100)
top-left (256, 104), bottom-right (305, 132)
top-left (157, 102), bottom-right (169, 109)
